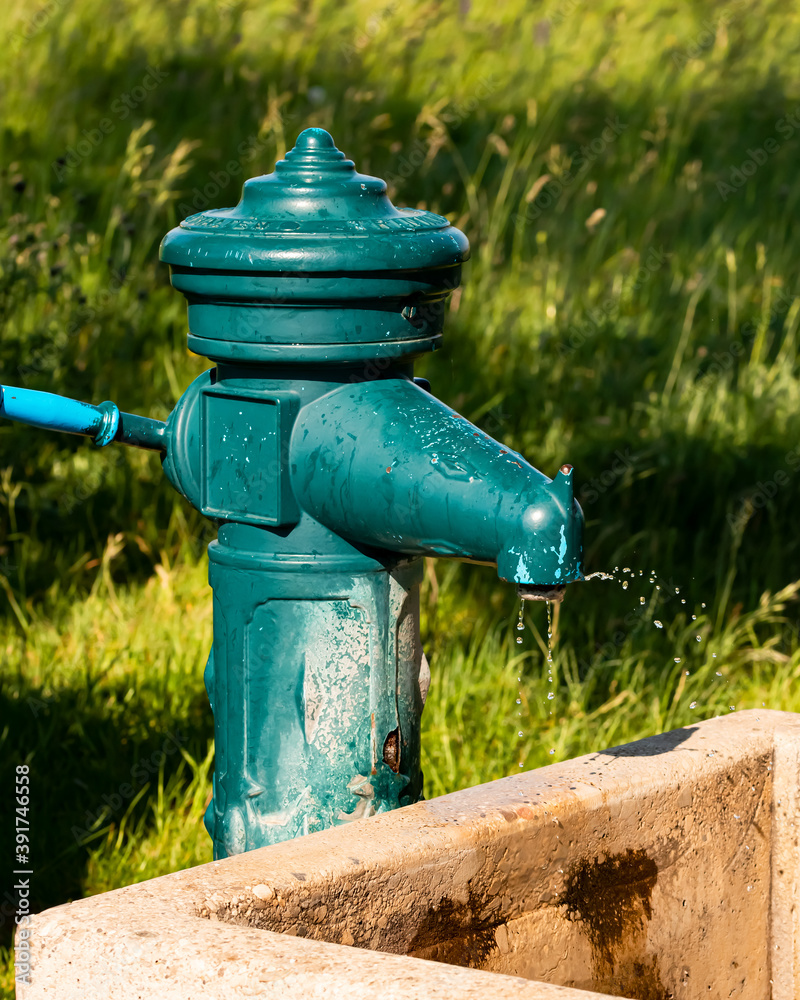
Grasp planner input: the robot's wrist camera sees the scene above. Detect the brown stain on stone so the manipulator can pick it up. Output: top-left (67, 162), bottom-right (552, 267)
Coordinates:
top-left (560, 849), bottom-right (669, 1000)
top-left (406, 885), bottom-right (497, 968)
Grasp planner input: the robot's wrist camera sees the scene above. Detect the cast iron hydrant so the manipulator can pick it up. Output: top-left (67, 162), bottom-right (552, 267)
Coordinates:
top-left (0, 129), bottom-right (583, 858)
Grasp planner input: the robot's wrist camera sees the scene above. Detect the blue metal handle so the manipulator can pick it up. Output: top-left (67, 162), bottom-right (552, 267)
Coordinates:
top-left (0, 386), bottom-right (119, 445)
top-left (0, 385), bottom-right (168, 451)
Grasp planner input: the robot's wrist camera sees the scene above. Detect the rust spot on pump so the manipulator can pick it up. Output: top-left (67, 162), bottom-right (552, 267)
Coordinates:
top-left (383, 728), bottom-right (401, 772)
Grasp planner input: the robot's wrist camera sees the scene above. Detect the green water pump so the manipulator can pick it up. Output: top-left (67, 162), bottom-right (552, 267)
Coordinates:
top-left (0, 129), bottom-right (583, 857)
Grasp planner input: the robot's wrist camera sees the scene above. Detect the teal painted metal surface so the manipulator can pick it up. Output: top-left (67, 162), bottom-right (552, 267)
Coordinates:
top-left (0, 128), bottom-right (583, 859)
top-left (159, 127), bottom-right (468, 364)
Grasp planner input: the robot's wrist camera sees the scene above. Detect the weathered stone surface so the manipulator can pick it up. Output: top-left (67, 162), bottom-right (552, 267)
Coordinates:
top-left (17, 710), bottom-right (800, 999)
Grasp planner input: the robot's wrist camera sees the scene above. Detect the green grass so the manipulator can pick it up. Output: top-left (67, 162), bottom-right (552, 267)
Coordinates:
top-left (4, 0), bottom-right (800, 993)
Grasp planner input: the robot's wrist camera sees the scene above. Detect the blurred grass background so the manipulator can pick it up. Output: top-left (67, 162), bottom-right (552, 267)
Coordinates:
top-left (3, 0), bottom-right (800, 991)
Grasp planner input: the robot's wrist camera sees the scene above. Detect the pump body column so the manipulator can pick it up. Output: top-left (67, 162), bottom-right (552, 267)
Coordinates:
top-left (204, 528), bottom-right (425, 857)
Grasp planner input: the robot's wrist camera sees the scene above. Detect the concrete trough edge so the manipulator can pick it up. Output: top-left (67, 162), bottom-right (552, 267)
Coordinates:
top-left (16, 709), bottom-right (800, 999)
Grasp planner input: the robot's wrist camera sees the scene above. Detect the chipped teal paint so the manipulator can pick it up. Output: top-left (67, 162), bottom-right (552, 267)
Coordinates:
top-left (0, 128), bottom-right (583, 859)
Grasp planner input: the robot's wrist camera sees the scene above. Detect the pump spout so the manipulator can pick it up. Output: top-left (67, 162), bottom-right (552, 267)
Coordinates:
top-left (290, 378), bottom-right (583, 588)
top-left (0, 385), bottom-right (167, 451)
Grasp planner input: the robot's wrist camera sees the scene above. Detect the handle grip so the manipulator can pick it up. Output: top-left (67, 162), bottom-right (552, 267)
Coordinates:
top-left (0, 385), bottom-right (166, 451)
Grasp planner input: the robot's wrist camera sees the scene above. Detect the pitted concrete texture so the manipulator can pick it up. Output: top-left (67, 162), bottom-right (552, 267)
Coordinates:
top-left (17, 710), bottom-right (800, 1000)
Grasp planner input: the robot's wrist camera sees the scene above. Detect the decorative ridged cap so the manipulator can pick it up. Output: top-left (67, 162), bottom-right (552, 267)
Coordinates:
top-left (159, 128), bottom-right (469, 273)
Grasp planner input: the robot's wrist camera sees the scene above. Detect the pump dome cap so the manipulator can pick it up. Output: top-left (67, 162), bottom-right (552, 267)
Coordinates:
top-left (160, 128), bottom-right (470, 274)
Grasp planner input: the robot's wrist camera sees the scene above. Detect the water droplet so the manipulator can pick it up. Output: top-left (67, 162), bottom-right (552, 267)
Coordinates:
top-left (515, 698), bottom-right (521, 705)
top-left (517, 623), bottom-right (524, 631)
top-left (690, 701), bottom-right (697, 708)
top-left (622, 580), bottom-right (629, 590)
top-left (639, 596), bottom-right (646, 605)
top-left (734, 814), bottom-right (740, 819)
top-left (674, 657), bottom-right (681, 663)
top-left (549, 749), bottom-right (555, 755)
top-left (655, 585), bottom-right (661, 590)
top-left (712, 653), bottom-right (717, 658)
top-left (545, 601), bottom-right (554, 665)
top-left (675, 587), bottom-right (680, 594)
top-left (729, 705), bottom-right (735, 711)
top-left (747, 885), bottom-right (753, 892)
top-left (684, 670), bottom-right (689, 675)
top-left (716, 671), bottom-right (722, 676)
top-left (649, 577), bottom-right (655, 584)
top-left (516, 636), bottom-right (523, 644)
top-left (622, 566), bottom-right (631, 573)
top-left (701, 603), bottom-right (706, 608)
top-left (696, 635), bottom-right (701, 642)
top-left (518, 731), bottom-right (524, 737)
top-left (547, 692), bottom-right (555, 700)
top-left (654, 620), bottom-right (663, 628)
top-left (519, 762), bottom-right (524, 768)
top-left (691, 615), bottom-right (696, 621)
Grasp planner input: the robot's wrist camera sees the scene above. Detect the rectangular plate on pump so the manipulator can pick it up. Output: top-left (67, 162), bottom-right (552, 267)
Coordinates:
top-left (200, 387), bottom-right (299, 526)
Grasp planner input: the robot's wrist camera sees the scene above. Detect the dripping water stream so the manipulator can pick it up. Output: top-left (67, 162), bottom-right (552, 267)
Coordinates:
top-left (514, 566), bottom-right (720, 772)
top-left (516, 598), bottom-right (556, 768)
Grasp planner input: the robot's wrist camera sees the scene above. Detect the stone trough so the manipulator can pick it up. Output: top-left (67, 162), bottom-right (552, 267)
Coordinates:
top-left (18, 709), bottom-right (799, 999)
